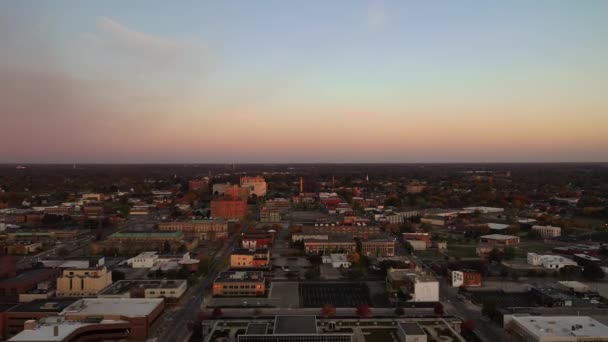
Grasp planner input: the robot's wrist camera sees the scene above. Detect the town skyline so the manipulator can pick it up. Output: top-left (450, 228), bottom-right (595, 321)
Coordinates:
top-left (1, 1), bottom-right (607, 163)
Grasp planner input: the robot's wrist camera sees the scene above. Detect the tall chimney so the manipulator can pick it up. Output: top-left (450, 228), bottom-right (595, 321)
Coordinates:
top-left (300, 176), bottom-right (303, 193)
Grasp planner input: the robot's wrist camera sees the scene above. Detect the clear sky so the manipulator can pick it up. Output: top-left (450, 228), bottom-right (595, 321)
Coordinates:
top-left (1, 1), bottom-right (607, 163)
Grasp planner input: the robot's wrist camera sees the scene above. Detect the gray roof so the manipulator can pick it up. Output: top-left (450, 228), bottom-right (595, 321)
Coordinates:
top-left (399, 322), bottom-right (426, 336)
top-left (273, 315), bottom-right (317, 334)
top-left (246, 323), bottom-right (268, 335)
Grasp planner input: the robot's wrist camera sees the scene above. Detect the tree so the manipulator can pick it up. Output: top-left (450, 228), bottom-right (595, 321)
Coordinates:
top-left (321, 304), bottom-right (336, 317)
top-left (394, 307), bottom-right (405, 316)
top-left (305, 266), bottom-right (320, 280)
top-left (356, 304), bottom-right (371, 317)
top-left (163, 241), bottom-right (171, 253)
top-left (461, 319), bottom-right (476, 333)
top-left (434, 303), bottom-right (444, 316)
top-left (488, 248), bottom-right (503, 263)
top-left (112, 270), bottom-right (126, 282)
top-left (527, 230), bottom-right (542, 240)
top-left (582, 263), bottom-right (605, 281)
top-left (481, 300), bottom-right (498, 320)
top-left (348, 252), bottom-right (361, 264)
top-left (211, 307), bottom-right (223, 318)
top-left (503, 247), bottom-right (515, 260)
top-left (402, 240), bottom-right (414, 255)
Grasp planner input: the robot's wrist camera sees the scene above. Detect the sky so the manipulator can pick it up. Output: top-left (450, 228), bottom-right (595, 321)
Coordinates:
top-left (1, 0), bottom-right (607, 163)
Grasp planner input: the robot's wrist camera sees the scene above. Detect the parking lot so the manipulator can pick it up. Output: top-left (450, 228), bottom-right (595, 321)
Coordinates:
top-left (301, 282), bottom-right (372, 307)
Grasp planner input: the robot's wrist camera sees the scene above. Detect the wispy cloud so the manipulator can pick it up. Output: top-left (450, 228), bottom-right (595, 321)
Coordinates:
top-left (365, 1), bottom-right (388, 31)
top-left (95, 17), bottom-right (203, 59)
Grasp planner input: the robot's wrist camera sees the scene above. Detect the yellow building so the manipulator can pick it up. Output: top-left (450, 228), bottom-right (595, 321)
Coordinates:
top-left (56, 266), bottom-right (113, 297)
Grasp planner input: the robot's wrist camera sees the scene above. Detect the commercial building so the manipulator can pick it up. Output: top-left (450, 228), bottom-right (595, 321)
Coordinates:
top-left (301, 225), bottom-right (381, 239)
top-left (531, 287), bottom-right (573, 307)
top-left (420, 216), bottom-right (446, 227)
top-left (242, 231), bottom-right (274, 249)
top-left (526, 253), bottom-right (577, 270)
top-left (449, 270), bottom-right (482, 287)
top-left (56, 266), bottom-right (112, 298)
top-left (386, 268), bottom-right (439, 302)
top-left (230, 249), bottom-right (270, 268)
top-left (6, 243), bottom-right (42, 255)
top-left (403, 233), bottom-right (432, 248)
top-left (240, 176), bottom-right (268, 197)
top-left (573, 254), bottom-right (601, 266)
top-left (98, 279), bottom-right (187, 299)
top-left (463, 206), bottom-right (504, 214)
top-left (304, 239), bottom-right (357, 255)
top-left (531, 225), bottom-right (562, 238)
top-left (503, 315), bottom-right (608, 342)
top-left (106, 231), bottom-right (189, 253)
top-left (224, 185), bottom-right (251, 200)
top-left (189, 177), bottom-right (209, 191)
top-left (361, 237), bottom-right (396, 257)
top-left (210, 198), bottom-right (248, 220)
top-left (158, 219), bottom-right (228, 240)
top-left (264, 198), bottom-right (290, 214)
top-left (291, 233), bottom-right (329, 242)
top-left (479, 234), bottom-right (520, 246)
top-left (2, 299), bottom-right (77, 340)
top-left (237, 316), bottom-right (352, 342)
top-left (260, 208), bottom-right (281, 223)
top-left (212, 271), bottom-right (265, 297)
top-left (397, 322), bottom-right (427, 342)
top-left (9, 298), bottom-right (164, 341)
top-left (0, 269), bottom-right (61, 304)
top-left (322, 254), bottom-right (351, 268)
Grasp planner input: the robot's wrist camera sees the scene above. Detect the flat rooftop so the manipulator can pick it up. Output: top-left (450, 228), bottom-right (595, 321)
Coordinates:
top-left (9, 318), bottom-right (128, 342)
top-left (480, 234), bottom-right (519, 240)
top-left (8, 299), bottom-right (78, 313)
top-left (273, 315), bottom-right (317, 334)
top-left (110, 231), bottom-right (183, 238)
top-left (513, 316), bottom-right (608, 337)
top-left (246, 323), bottom-right (268, 335)
top-left (61, 298), bottom-right (163, 317)
top-left (99, 279), bottom-right (186, 295)
top-left (0, 269), bottom-right (57, 285)
top-left (215, 271), bottom-right (264, 282)
top-left (232, 248), bottom-right (269, 255)
top-left (399, 322), bottom-right (425, 335)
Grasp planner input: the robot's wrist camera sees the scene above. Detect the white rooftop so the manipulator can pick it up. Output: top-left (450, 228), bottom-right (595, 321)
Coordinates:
top-left (487, 223), bottom-right (510, 230)
top-left (9, 319), bottom-right (127, 341)
top-left (512, 316), bottom-right (608, 338)
top-left (61, 298), bottom-right (163, 317)
top-left (481, 234), bottom-right (519, 240)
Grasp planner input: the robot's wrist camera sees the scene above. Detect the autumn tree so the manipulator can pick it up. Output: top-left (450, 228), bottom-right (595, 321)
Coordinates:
top-left (434, 303), bottom-right (445, 315)
top-left (356, 304), bottom-right (371, 317)
top-left (321, 304), bottom-right (336, 317)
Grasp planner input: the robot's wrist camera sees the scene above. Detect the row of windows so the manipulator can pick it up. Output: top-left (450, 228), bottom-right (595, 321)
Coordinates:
top-left (223, 285), bottom-right (258, 289)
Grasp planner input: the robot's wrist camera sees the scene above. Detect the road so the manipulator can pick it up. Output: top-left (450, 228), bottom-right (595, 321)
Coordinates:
top-left (16, 236), bottom-right (93, 269)
top-left (155, 224), bottom-right (248, 342)
top-left (409, 254), bottom-right (505, 342)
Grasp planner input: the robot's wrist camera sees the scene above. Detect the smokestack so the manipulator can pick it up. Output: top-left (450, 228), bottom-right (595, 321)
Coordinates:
top-left (54, 326), bottom-right (59, 337)
top-left (300, 176), bottom-right (303, 193)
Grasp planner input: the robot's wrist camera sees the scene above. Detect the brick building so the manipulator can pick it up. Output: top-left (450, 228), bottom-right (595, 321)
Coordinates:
top-left (0, 269), bottom-right (61, 304)
top-left (158, 219), bottom-right (228, 240)
top-left (212, 271), bottom-right (266, 296)
top-left (361, 237), bottom-right (396, 257)
top-left (304, 239), bottom-right (357, 254)
top-left (210, 198), bottom-right (248, 220)
top-left (230, 249), bottom-right (270, 268)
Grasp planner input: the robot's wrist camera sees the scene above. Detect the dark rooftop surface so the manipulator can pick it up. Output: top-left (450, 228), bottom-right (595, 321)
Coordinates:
top-left (274, 315), bottom-right (317, 334)
top-left (232, 248), bottom-right (269, 255)
top-left (246, 323), bottom-right (268, 335)
top-left (8, 298), bottom-right (78, 313)
top-left (399, 322), bottom-right (425, 335)
top-left (0, 268), bottom-right (56, 285)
